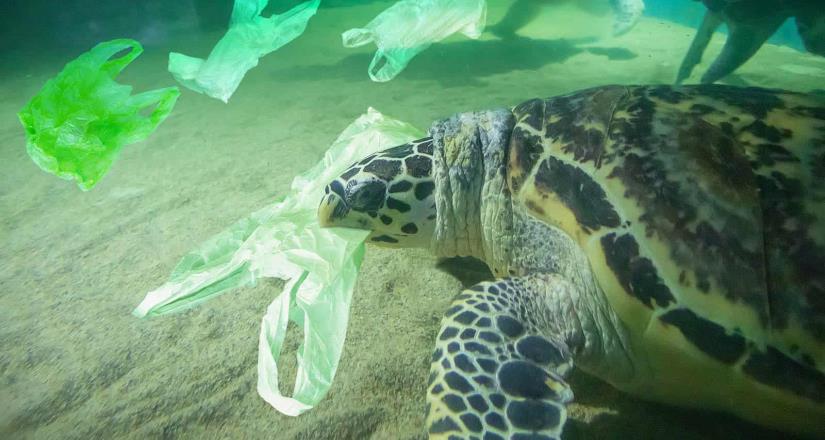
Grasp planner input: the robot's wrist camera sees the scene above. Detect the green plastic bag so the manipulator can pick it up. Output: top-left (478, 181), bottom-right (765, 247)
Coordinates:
top-left (18, 39), bottom-right (180, 191)
top-left (134, 108), bottom-right (424, 416)
top-left (169, 0), bottom-right (319, 102)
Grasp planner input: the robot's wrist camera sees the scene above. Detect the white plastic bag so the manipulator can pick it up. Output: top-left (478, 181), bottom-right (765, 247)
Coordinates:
top-left (134, 108), bottom-right (424, 416)
top-left (610, 0), bottom-right (645, 37)
top-left (342, 0), bottom-right (487, 82)
top-left (169, 0), bottom-right (319, 102)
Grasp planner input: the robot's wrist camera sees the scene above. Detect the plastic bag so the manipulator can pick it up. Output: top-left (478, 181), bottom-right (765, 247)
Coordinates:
top-left (169, 0), bottom-right (319, 103)
top-left (134, 108), bottom-right (424, 416)
top-left (610, 0), bottom-right (645, 37)
top-left (17, 39), bottom-right (180, 191)
top-left (342, 0), bottom-right (487, 82)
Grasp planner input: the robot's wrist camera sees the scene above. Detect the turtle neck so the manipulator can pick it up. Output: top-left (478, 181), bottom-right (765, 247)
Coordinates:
top-left (428, 108), bottom-right (515, 277)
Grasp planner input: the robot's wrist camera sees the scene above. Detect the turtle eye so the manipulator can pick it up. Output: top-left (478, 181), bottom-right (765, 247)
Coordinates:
top-left (347, 180), bottom-right (386, 212)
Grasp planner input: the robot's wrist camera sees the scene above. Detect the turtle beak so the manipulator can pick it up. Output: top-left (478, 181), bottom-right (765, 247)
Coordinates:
top-left (318, 191), bottom-right (348, 228)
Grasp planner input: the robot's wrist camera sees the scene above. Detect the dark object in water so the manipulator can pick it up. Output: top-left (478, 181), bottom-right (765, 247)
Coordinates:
top-left (676, 0), bottom-right (825, 84)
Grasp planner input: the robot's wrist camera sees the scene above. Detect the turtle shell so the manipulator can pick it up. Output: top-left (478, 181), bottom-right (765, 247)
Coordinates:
top-left (507, 85), bottom-right (825, 402)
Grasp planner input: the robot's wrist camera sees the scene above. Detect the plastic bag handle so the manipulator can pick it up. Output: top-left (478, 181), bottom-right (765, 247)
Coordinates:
top-left (367, 46), bottom-right (423, 82)
top-left (89, 39), bottom-right (144, 78)
top-left (124, 86), bottom-right (181, 143)
top-left (129, 87), bottom-right (180, 123)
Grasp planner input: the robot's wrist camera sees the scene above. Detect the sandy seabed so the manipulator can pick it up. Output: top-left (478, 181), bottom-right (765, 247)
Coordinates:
top-left (2, 2), bottom-right (824, 439)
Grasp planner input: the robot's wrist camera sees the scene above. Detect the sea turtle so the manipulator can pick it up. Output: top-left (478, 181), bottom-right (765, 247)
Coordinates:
top-left (318, 85), bottom-right (825, 438)
top-left (675, 0), bottom-right (825, 85)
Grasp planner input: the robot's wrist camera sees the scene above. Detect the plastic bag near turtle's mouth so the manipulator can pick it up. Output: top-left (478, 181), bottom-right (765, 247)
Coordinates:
top-left (134, 108), bottom-right (424, 416)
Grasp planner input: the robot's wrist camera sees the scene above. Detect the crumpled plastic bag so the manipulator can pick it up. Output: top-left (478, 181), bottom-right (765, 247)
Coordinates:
top-left (169, 0), bottom-right (320, 102)
top-left (134, 108), bottom-right (424, 416)
top-left (18, 39), bottom-right (180, 191)
top-left (342, 0), bottom-right (487, 82)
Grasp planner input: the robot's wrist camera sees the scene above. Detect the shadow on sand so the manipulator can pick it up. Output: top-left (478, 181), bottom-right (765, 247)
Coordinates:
top-left (272, 36), bottom-right (636, 87)
top-left (563, 373), bottom-right (796, 440)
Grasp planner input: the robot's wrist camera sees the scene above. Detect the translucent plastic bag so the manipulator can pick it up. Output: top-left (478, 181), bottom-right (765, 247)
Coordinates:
top-left (342, 0), bottom-right (487, 82)
top-left (134, 108), bottom-right (424, 416)
top-left (169, 0), bottom-right (320, 102)
top-left (18, 39), bottom-right (180, 191)
top-left (611, 0), bottom-right (645, 37)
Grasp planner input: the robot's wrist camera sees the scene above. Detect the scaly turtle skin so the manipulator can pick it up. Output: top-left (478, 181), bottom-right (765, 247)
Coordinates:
top-left (676, 0), bottom-right (825, 84)
top-left (318, 85), bottom-right (825, 438)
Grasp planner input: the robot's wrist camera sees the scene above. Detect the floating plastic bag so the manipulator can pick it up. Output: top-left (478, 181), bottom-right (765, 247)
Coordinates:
top-left (169, 0), bottom-right (319, 103)
top-left (610, 0), bottom-right (645, 37)
top-left (18, 39), bottom-right (180, 191)
top-left (342, 0), bottom-right (487, 82)
top-left (134, 108), bottom-right (424, 416)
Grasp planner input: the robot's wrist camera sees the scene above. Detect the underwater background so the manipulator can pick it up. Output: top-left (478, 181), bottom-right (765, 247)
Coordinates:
top-left (1, 0), bottom-right (824, 438)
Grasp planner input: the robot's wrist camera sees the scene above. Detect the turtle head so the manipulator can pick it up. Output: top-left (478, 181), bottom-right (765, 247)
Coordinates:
top-left (318, 138), bottom-right (437, 248)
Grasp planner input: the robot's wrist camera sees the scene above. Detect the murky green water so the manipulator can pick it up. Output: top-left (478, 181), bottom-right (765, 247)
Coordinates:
top-left (1, 1), bottom-right (823, 439)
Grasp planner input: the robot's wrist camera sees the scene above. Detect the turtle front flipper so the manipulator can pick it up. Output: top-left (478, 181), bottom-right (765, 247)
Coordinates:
top-left (427, 275), bottom-right (580, 439)
top-left (700, 14), bottom-right (785, 84)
